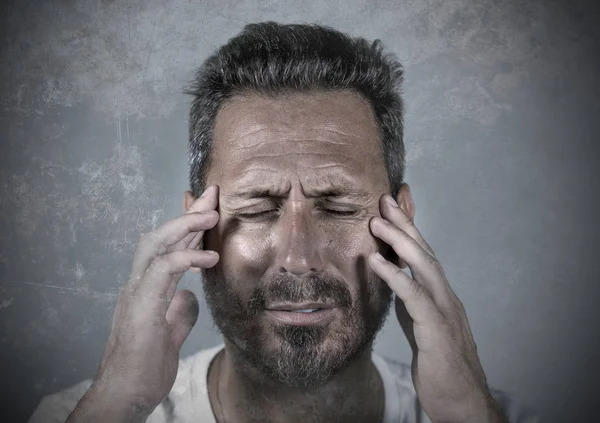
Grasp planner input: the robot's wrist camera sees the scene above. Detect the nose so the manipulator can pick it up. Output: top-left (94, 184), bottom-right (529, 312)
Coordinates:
top-left (275, 202), bottom-right (324, 276)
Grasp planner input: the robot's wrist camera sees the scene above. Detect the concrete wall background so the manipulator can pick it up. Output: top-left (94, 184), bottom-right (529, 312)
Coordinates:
top-left (1, 0), bottom-right (599, 422)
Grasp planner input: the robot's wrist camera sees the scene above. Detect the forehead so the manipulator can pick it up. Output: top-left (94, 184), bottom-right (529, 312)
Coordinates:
top-left (209, 90), bottom-right (386, 191)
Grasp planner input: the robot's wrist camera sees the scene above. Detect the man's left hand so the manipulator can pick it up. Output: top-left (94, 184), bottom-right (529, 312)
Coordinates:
top-left (368, 193), bottom-right (507, 423)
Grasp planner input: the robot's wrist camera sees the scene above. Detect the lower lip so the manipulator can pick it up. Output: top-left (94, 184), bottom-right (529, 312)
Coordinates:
top-left (265, 309), bottom-right (335, 326)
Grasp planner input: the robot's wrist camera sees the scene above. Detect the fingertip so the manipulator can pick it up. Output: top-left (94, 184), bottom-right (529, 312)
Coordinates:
top-left (204, 250), bottom-right (220, 267)
top-left (369, 216), bottom-right (387, 229)
top-left (200, 185), bottom-right (214, 198)
top-left (204, 209), bottom-right (220, 220)
top-left (371, 252), bottom-right (387, 262)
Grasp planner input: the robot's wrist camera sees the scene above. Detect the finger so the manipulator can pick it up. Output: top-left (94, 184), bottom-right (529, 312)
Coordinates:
top-left (187, 232), bottom-right (205, 273)
top-left (129, 211), bottom-right (219, 282)
top-left (379, 194), bottom-right (435, 257)
top-left (170, 185), bottom-right (219, 254)
top-left (187, 231), bottom-right (203, 251)
top-left (185, 185), bottom-right (219, 214)
top-left (169, 231), bottom-right (199, 254)
top-left (142, 249), bottom-right (219, 300)
top-left (370, 216), bottom-right (452, 307)
top-left (164, 272), bottom-right (182, 304)
top-left (368, 252), bottom-right (443, 326)
top-left (165, 290), bottom-right (200, 351)
top-left (394, 295), bottom-right (418, 355)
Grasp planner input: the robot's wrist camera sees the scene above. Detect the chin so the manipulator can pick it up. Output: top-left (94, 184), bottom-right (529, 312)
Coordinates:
top-left (238, 312), bottom-right (372, 387)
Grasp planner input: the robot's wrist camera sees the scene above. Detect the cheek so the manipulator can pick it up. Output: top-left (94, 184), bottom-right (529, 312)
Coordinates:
top-left (218, 228), bottom-right (271, 291)
top-left (326, 224), bottom-right (380, 278)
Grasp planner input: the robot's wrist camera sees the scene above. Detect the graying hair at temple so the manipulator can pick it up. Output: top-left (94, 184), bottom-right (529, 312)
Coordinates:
top-left (185, 21), bottom-right (406, 199)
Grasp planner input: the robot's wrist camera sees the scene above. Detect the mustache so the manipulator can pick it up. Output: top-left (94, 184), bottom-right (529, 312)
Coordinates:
top-left (246, 273), bottom-right (353, 314)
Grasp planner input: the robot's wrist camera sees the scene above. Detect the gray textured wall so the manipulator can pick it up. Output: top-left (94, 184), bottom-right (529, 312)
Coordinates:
top-left (1, 0), bottom-right (599, 422)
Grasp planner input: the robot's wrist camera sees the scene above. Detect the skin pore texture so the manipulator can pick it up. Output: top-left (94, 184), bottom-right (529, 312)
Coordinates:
top-left (183, 90), bottom-right (416, 423)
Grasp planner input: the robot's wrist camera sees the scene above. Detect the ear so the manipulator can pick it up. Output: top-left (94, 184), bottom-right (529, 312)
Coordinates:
top-left (395, 183), bottom-right (415, 223)
top-left (183, 190), bottom-right (197, 213)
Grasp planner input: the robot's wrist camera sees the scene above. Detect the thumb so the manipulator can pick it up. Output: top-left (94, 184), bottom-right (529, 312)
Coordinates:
top-left (166, 289), bottom-right (200, 351)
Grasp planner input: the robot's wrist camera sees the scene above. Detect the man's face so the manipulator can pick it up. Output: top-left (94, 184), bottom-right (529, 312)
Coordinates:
top-left (201, 90), bottom-right (394, 387)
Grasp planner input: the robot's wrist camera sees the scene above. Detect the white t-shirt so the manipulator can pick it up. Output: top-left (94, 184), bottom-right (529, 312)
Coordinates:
top-left (28, 344), bottom-right (539, 423)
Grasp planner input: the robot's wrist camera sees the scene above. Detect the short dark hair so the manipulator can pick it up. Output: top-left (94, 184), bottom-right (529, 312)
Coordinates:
top-left (186, 21), bottom-right (405, 198)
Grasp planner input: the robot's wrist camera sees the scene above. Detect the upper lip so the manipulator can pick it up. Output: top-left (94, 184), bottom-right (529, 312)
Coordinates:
top-left (266, 303), bottom-right (334, 311)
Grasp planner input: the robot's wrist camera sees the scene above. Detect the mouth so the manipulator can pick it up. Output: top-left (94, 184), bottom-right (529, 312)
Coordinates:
top-left (264, 303), bottom-right (335, 326)
top-left (266, 302), bottom-right (333, 312)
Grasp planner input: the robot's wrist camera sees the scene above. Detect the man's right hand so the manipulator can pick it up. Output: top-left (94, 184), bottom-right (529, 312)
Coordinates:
top-left (66, 185), bottom-right (220, 423)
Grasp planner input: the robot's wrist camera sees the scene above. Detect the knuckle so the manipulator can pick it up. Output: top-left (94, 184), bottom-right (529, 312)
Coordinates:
top-left (147, 255), bottom-right (168, 274)
top-left (392, 266), bottom-right (405, 278)
top-left (154, 243), bottom-right (168, 256)
top-left (128, 273), bottom-right (143, 284)
top-left (154, 290), bottom-right (169, 303)
top-left (454, 297), bottom-right (466, 314)
top-left (425, 254), bottom-right (438, 267)
top-left (432, 311), bottom-right (447, 326)
top-left (425, 242), bottom-right (435, 255)
top-left (138, 230), bottom-right (165, 254)
top-left (409, 281), bottom-right (426, 298)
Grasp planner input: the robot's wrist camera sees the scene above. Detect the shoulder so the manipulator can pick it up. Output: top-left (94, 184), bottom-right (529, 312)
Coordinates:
top-left (372, 353), bottom-right (540, 423)
top-left (170, 343), bottom-right (223, 397)
top-left (372, 353), bottom-right (422, 422)
top-left (27, 344), bottom-right (224, 423)
top-left (27, 379), bottom-right (92, 423)
top-left (489, 387), bottom-right (541, 423)
top-left (373, 353), bottom-right (415, 395)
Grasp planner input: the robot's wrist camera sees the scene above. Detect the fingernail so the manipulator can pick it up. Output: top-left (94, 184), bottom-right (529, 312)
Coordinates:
top-left (386, 195), bottom-right (398, 208)
top-left (201, 185), bottom-right (213, 197)
top-left (374, 252), bottom-right (386, 262)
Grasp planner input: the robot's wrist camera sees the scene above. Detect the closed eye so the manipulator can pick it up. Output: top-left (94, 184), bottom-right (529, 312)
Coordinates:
top-left (237, 210), bottom-right (277, 219)
top-left (236, 208), bottom-right (358, 220)
top-left (324, 209), bottom-right (358, 217)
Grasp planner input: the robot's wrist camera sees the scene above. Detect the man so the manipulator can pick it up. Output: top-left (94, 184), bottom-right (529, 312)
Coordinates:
top-left (29, 22), bottom-right (538, 423)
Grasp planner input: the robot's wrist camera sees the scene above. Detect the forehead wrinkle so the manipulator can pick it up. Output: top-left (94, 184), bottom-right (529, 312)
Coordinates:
top-left (237, 152), bottom-right (359, 160)
top-left (236, 167), bottom-right (282, 176)
top-left (232, 163), bottom-right (350, 184)
top-left (233, 138), bottom-right (354, 150)
top-left (230, 127), bottom-right (268, 142)
top-left (310, 127), bottom-right (376, 142)
top-left (221, 125), bottom-right (369, 151)
top-left (225, 168), bottom-right (372, 202)
top-left (311, 163), bottom-right (364, 174)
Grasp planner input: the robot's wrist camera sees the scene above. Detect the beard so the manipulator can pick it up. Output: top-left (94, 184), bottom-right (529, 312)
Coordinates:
top-left (201, 263), bottom-right (393, 388)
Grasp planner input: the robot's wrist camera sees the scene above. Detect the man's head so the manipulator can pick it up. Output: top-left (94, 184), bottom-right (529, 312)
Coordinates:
top-left (184, 22), bottom-right (414, 387)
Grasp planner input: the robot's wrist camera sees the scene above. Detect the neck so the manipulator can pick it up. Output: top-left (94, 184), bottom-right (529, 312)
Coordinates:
top-left (208, 339), bottom-right (385, 423)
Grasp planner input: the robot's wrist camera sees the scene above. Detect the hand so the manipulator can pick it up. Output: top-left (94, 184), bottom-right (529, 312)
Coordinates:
top-left (367, 194), bottom-right (506, 423)
top-left (68, 186), bottom-right (220, 422)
